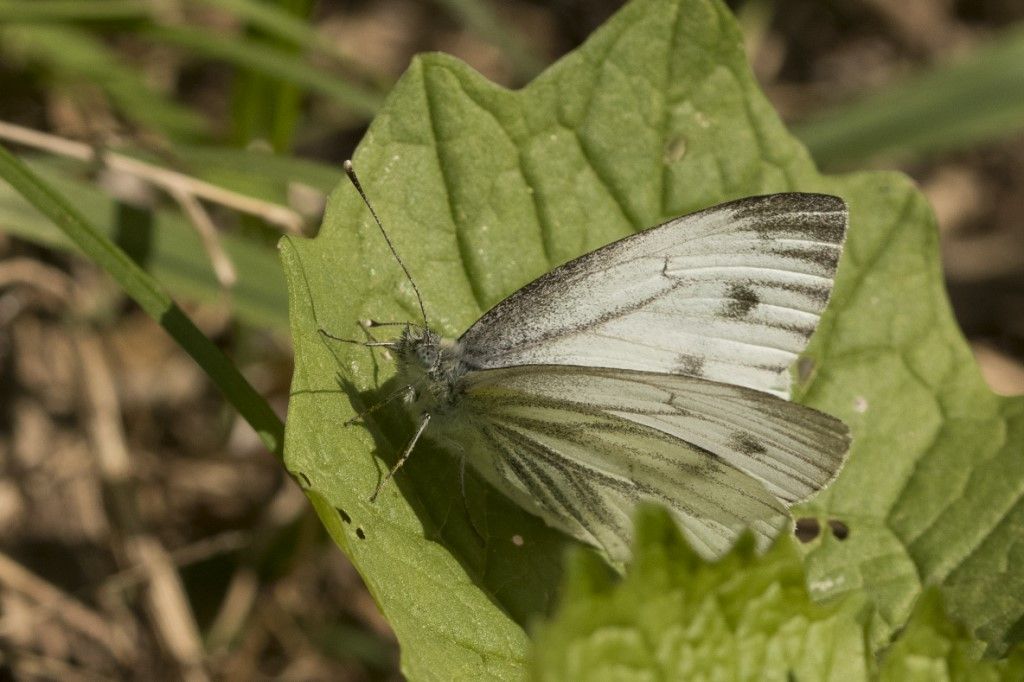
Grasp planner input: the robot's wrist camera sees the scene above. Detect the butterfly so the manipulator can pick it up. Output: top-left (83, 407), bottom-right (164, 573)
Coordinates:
top-left (332, 160), bottom-right (850, 563)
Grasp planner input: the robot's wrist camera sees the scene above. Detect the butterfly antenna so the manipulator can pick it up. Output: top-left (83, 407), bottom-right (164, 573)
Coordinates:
top-left (343, 160), bottom-right (429, 328)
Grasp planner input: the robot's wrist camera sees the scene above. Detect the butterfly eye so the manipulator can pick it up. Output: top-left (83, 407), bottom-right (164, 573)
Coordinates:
top-left (417, 346), bottom-right (437, 366)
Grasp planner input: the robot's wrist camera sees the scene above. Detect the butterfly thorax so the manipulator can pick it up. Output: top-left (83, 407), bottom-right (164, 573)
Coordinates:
top-left (393, 327), bottom-right (468, 414)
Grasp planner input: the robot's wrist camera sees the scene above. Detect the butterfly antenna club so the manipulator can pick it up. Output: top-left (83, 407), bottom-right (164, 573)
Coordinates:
top-left (344, 160), bottom-right (429, 328)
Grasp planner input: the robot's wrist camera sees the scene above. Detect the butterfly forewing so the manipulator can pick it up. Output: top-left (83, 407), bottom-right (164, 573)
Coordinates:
top-left (458, 193), bottom-right (847, 398)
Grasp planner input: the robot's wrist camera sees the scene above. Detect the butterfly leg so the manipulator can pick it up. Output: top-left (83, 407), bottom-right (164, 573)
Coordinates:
top-left (369, 413), bottom-right (432, 502)
top-left (344, 385), bottom-right (415, 426)
top-left (318, 327), bottom-right (397, 349)
top-left (364, 319), bottom-right (425, 331)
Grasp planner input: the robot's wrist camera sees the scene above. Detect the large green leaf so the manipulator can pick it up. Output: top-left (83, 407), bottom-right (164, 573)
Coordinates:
top-left (280, 0), bottom-right (1024, 676)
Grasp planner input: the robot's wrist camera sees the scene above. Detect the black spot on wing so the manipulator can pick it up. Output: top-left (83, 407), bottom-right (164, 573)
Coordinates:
top-left (675, 353), bottom-right (705, 377)
top-left (730, 432), bottom-right (768, 457)
top-left (725, 283), bottom-right (759, 317)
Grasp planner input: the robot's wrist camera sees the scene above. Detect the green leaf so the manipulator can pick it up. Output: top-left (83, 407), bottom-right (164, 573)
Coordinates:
top-left (878, 590), bottom-right (1024, 681)
top-left (532, 506), bottom-right (871, 681)
top-left (280, 0), bottom-right (1024, 676)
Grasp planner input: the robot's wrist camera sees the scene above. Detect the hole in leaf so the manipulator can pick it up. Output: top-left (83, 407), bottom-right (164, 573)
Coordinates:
top-left (336, 508), bottom-right (351, 524)
top-left (356, 527), bottom-right (366, 540)
top-left (828, 519), bottom-right (849, 540)
top-left (794, 517), bottom-right (821, 542)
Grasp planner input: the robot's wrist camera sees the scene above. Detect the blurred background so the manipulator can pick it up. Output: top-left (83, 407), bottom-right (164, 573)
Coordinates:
top-left (0, 0), bottom-right (1021, 679)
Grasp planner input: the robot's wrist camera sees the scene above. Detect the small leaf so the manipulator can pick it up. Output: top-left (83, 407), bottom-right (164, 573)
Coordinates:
top-left (531, 506), bottom-right (871, 681)
top-left (878, 590), bottom-right (1024, 681)
top-left (533, 511), bottom-right (1024, 682)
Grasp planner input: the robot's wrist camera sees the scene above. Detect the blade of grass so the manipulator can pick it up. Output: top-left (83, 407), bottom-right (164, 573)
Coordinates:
top-left (191, 0), bottom-right (383, 84)
top-left (0, 156), bottom-right (290, 329)
top-left (144, 25), bottom-right (384, 118)
top-left (433, 0), bottom-right (547, 80)
top-left (0, 144), bottom-right (284, 457)
top-left (268, 78), bottom-right (303, 152)
top-left (0, 24), bottom-right (208, 140)
top-left (230, 66), bottom-right (270, 147)
top-left (794, 25), bottom-right (1024, 167)
top-left (226, 0), bottom-right (312, 153)
top-left (0, 0), bottom-right (151, 22)
top-left (266, 0), bottom-right (313, 153)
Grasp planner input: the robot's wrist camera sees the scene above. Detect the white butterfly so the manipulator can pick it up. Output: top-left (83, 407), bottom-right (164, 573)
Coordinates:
top-left (334, 161), bottom-right (850, 563)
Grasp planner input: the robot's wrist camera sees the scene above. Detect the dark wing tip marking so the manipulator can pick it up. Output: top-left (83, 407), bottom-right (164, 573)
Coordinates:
top-left (732, 192), bottom-right (846, 216)
top-left (729, 193), bottom-right (848, 244)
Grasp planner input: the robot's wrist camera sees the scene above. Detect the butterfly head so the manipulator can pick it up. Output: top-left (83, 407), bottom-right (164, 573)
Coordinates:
top-left (394, 326), bottom-right (467, 410)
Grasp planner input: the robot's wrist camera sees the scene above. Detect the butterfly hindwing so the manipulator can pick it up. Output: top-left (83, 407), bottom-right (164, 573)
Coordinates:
top-left (458, 193), bottom-right (847, 398)
top-left (438, 364), bottom-right (850, 561)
